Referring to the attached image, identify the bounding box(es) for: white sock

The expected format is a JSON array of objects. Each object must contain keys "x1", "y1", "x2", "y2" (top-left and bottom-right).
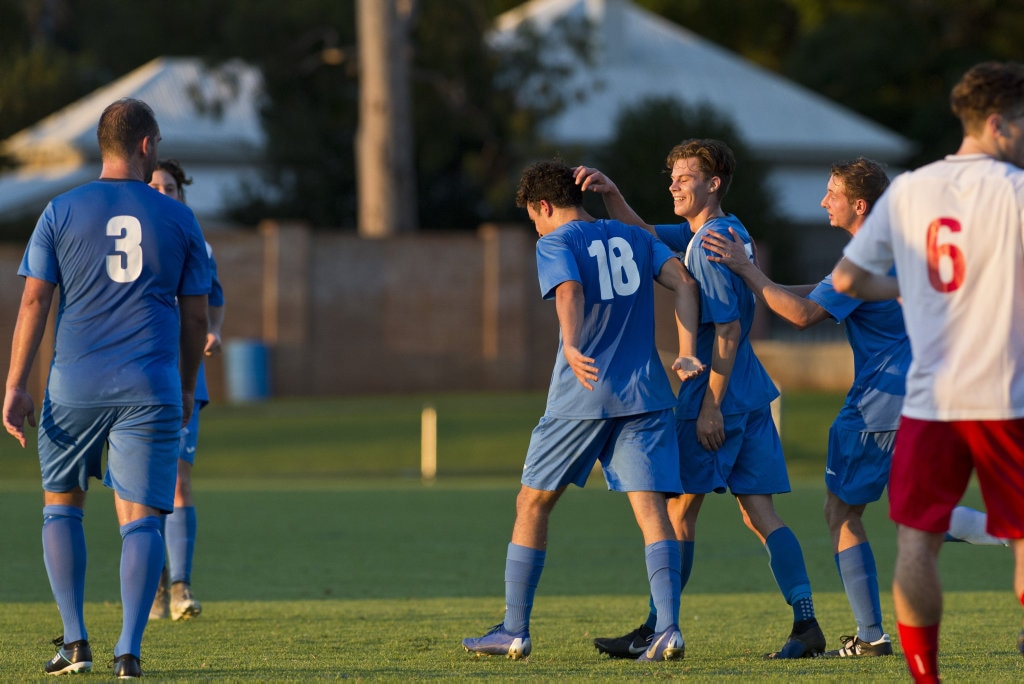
[{"x1": 948, "y1": 506, "x2": 1008, "y2": 546}]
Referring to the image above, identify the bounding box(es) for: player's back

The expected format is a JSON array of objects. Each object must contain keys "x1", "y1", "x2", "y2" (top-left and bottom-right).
[
  {"x1": 536, "y1": 218, "x2": 677, "y2": 419},
  {"x1": 22, "y1": 179, "x2": 210, "y2": 407},
  {"x1": 885, "y1": 156, "x2": 1024, "y2": 419}
]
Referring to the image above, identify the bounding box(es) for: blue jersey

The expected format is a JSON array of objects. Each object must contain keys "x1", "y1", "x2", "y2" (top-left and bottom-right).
[
  {"x1": 809, "y1": 275, "x2": 909, "y2": 431},
  {"x1": 655, "y1": 217, "x2": 779, "y2": 418},
  {"x1": 20, "y1": 179, "x2": 210, "y2": 407},
  {"x1": 536, "y1": 219, "x2": 678, "y2": 419},
  {"x1": 194, "y1": 242, "x2": 224, "y2": 406}
]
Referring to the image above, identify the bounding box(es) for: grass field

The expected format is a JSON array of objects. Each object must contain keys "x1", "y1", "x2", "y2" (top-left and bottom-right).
[{"x1": 0, "y1": 391, "x2": 1019, "y2": 681}]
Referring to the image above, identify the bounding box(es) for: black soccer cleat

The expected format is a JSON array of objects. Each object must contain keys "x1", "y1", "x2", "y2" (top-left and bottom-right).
[
  {"x1": 113, "y1": 653, "x2": 142, "y2": 679},
  {"x1": 593, "y1": 624, "x2": 654, "y2": 659},
  {"x1": 45, "y1": 636, "x2": 92, "y2": 675},
  {"x1": 764, "y1": 618, "x2": 826, "y2": 659}
]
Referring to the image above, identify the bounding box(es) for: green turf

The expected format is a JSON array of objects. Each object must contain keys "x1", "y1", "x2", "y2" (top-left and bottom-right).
[{"x1": 0, "y1": 391, "x2": 1017, "y2": 681}]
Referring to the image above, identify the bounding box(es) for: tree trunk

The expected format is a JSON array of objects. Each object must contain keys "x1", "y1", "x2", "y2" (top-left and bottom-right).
[{"x1": 356, "y1": 0, "x2": 418, "y2": 237}]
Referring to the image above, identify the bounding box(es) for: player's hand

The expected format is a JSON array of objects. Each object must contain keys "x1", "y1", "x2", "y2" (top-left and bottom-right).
[
  {"x1": 3, "y1": 387, "x2": 36, "y2": 448},
  {"x1": 204, "y1": 332, "x2": 222, "y2": 357},
  {"x1": 672, "y1": 355, "x2": 706, "y2": 382},
  {"x1": 564, "y1": 345, "x2": 599, "y2": 391},
  {"x1": 573, "y1": 166, "x2": 618, "y2": 195},
  {"x1": 181, "y1": 392, "x2": 195, "y2": 428},
  {"x1": 696, "y1": 405, "x2": 725, "y2": 451},
  {"x1": 701, "y1": 227, "x2": 749, "y2": 268}
]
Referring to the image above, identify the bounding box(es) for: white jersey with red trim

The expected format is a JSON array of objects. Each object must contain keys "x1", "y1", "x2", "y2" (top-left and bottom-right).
[{"x1": 843, "y1": 154, "x2": 1024, "y2": 420}]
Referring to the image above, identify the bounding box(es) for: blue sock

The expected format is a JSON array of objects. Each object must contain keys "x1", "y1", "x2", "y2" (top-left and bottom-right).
[
  {"x1": 645, "y1": 540, "x2": 681, "y2": 632},
  {"x1": 503, "y1": 543, "x2": 545, "y2": 634},
  {"x1": 42, "y1": 505, "x2": 88, "y2": 644},
  {"x1": 165, "y1": 505, "x2": 196, "y2": 584},
  {"x1": 836, "y1": 543, "x2": 884, "y2": 642},
  {"x1": 115, "y1": 516, "x2": 164, "y2": 658},
  {"x1": 765, "y1": 527, "x2": 815, "y2": 621},
  {"x1": 644, "y1": 540, "x2": 693, "y2": 631}
]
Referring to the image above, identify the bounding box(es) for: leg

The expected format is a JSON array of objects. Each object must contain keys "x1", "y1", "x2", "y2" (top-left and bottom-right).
[
  {"x1": 824, "y1": 491, "x2": 889, "y2": 651},
  {"x1": 42, "y1": 489, "x2": 94, "y2": 675},
  {"x1": 893, "y1": 525, "x2": 944, "y2": 683},
  {"x1": 166, "y1": 459, "x2": 202, "y2": 620},
  {"x1": 113, "y1": 494, "x2": 166, "y2": 661},
  {"x1": 740, "y1": 494, "x2": 825, "y2": 659}
]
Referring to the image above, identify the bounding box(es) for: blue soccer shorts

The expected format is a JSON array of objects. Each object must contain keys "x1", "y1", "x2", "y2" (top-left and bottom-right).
[
  {"x1": 521, "y1": 409, "x2": 683, "y2": 494},
  {"x1": 676, "y1": 404, "x2": 790, "y2": 495},
  {"x1": 824, "y1": 424, "x2": 894, "y2": 506},
  {"x1": 38, "y1": 401, "x2": 182, "y2": 513}
]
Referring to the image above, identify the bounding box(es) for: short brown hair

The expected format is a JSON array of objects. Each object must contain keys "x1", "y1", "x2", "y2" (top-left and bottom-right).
[
  {"x1": 97, "y1": 98, "x2": 159, "y2": 160},
  {"x1": 515, "y1": 160, "x2": 582, "y2": 209},
  {"x1": 950, "y1": 61, "x2": 1024, "y2": 135},
  {"x1": 665, "y1": 139, "x2": 736, "y2": 198},
  {"x1": 830, "y1": 157, "x2": 890, "y2": 211}
]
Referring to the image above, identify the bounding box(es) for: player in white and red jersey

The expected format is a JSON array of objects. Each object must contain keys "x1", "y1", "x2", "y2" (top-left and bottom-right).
[{"x1": 833, "y1": 61, "x2": 1024, "y2": 684}]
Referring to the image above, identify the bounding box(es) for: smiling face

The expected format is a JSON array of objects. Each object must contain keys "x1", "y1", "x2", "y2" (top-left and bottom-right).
[
  {"x1": 668, "y1": 157, "x2": 717, "y2": 221},
  {"x1": 149, "y1": 168, "x2": 183, "y2": 202}
]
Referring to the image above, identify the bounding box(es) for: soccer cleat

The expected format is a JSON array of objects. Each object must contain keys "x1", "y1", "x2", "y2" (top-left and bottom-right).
[
  {"x1": 170, "y1": 581, "x2": 202, "y2": 621},
  {"x1": 45, "y1": 636, "x2": 93, "y2": 675},
  {"x1": 636, "y1": 625, "x2": 685, "y2": 662},
  {"x1": 764, "y1": 618, "x2": 826, "y2": 659},
  {"x1": 149, "y1": 567, "x2": 170, "y2": 620},
  {"x1": 112, "y1": 653, "x2": 142, "y2": 679},
  {"x1": 462, "y1": 623, "x2": 532, "y2": 659},
  {"x1": 593, "y1": 624, "x2": 655, "y2": 658},
  {"x1": 820, "y1": 633, "x2": 893, "y2": 657}
]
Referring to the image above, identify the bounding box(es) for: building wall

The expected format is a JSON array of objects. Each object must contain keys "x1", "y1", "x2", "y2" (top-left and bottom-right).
[{"x1": 0, "y1": 221, "x2": 853, "y2": 403}]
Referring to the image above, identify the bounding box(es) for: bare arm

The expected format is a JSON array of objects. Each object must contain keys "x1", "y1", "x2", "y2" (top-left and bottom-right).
[
  {"x1": 573, "y1": 166, "x2": 653, "y2": 232},
  {"x1": 702, "y1": 228, "x2": 831, "y2": 329},
  {"x1": 832, "y1": 256, "x2": 899, "y2": 300},
  {"x1": 3, "y1": 277, "x2": 56, "y2": 447},
  {"x1": 205, "y1": 304, "x2": 224, "y2": 356},
  {"x1": 698, "y1": 319, "x2": 740, "y2": 452},
  {"x1": 654, "y1": 258, "x2": 706, "y2": 380},
  {"x1": 554, "y1": 281, "x2": 599, "y2": 390},
  {"x1": 178, "y1": 294, "x2": 209, "y2": 426}
]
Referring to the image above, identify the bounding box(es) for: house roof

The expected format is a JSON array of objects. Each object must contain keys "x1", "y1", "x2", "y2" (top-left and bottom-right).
[
  {"x1": 0, "y1": 56, "x2": 267, "y2": 223},
  {"x1": 493, "y1": 0, "x2": 914, "y2": 164}
]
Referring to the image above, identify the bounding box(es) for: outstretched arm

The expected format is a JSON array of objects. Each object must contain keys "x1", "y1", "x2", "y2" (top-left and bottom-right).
[
  {"x1": 832, "y1": 256, "x2": 899, "y2": 300},
  {"x1": 702, "y1": 227, "x2": 830, "y2": 329},
  {"x1": 655, "y1": 258, "x2": 705, "y2": 380},
  {"x1": 554, "y1": 280, "x2": 599, "y2": 390},
  {"x1": 573, "y1": 166, "x2": 653, "y2": 232},
  {"x1": 3, "y1": 277, "x2": 55, "y2": 447}
]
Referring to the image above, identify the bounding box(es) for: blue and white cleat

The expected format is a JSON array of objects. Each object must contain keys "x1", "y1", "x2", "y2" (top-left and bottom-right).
[
  {"x1": 462, "y1": 623, "x2": 532, "y2": 660},
  {"x1": 636, "y1": 625, "x2": 685, "y2": 662}
]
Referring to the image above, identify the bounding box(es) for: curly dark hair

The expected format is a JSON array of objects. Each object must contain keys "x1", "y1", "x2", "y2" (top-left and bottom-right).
[
  {"x1": 155, "y1": 159, "x2": 193, "y2": 204},
  {"x1": 830, "y1": 157, "x2": 890, "y2": 210},
  {"x1": 951, "y1": 61, "x2": 1024, "y2": 135},
  {"x1": 515, "y1": 160, "x2": 582, "y2": 209}
]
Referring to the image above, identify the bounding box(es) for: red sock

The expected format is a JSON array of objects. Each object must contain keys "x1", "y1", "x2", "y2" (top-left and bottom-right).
[{"x1": 897, "y1": 622, "x2": 940, "y2": 683}]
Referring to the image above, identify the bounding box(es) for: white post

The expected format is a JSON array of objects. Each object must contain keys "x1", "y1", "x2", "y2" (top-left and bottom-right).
[{"x1": 421, "y1": 404, "x2": 437, "y2": 483}]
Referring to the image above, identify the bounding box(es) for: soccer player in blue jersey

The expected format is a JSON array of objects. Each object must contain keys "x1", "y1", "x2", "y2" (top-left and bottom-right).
[
  {"x1": 576, "y1": 139, "x2": 826, "y2": 659},
  {"x1": 2, "y1": 98, "x2": 210, "y2": 679},
  {"x1": 701, "y1": 157, "x2": 1005, "y2": 659},
  {"x1": 148, "y1": 159, "x2": 225, "y2": 622},
  {"x1": 462, "y1": 160, "x2": 705, "y2": 662}
]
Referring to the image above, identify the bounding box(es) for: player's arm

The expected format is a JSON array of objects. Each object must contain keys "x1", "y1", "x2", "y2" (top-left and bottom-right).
[
  {"x1": 205, "y1": 304, "x2": 224, "y2": 356},
  {"x1": 3, "y1": 277, "x2": 55, "y2": 447},
  {"x1": 573, "y1": 166, "x2": 653, "y2": 231},
  {"x1": 832, "y1": 256, "x2": 899, "y2": 301},
  {"x1": 654, "y1": 257, "x2": 705, "y2": 380},
  {"x1": 178, "y1": 294, "x2": 209, "y2": 427},
  {"x1": 698, "y1": 319, "x2": 740, "y2": 452},
  {"x1": 554, "y1": 280, "x2": 599, "y2": 391},
  {"x1": 702, "y1": 228, "x2": 830, "y2": 329}
]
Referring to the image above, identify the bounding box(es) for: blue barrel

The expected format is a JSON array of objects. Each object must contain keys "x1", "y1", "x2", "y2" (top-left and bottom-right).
[{"x1": 224, "y1": 339, "x2": 270, "y2": 401}]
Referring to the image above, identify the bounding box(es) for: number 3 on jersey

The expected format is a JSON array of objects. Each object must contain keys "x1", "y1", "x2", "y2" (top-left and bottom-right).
[
  {"x1": 106, "y1": 215, "x2": 143, "y2": 283},
  {"x1": 926, "y1": 217, "x2": 964, "y2": 293},
  {"x1": 588, "y1": 237, "x2": 641, "y2": 300}
]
